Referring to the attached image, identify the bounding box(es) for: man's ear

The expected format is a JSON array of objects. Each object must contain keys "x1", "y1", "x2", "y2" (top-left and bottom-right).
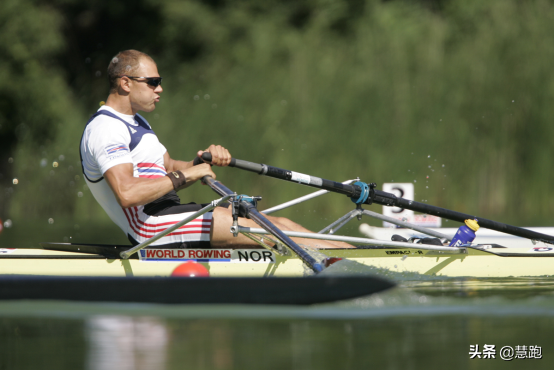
[{"x1": 119, "y1": 77, "x2": 132, "y2": 93}]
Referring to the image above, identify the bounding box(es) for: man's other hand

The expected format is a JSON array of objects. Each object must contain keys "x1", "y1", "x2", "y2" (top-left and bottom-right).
[
  {"x1": 185, "y1": 163, "x2": 216, "y2": 183},
  {"x1": 197, "y1": 145, "x2": 231, "y2": 167}
]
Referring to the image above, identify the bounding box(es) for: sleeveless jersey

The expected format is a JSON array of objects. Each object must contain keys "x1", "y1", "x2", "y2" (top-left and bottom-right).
[
  {"x1": 80, "y1": 106, "x2": 211, "y2": 245},
  {"x1": 80, "y1": 106, "x2": 212, "y2": 246}
]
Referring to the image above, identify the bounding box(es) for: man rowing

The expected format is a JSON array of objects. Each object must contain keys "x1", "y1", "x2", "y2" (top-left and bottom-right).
[{"x1": 80, "y1": 49, "x2": 353, "y2": 250}]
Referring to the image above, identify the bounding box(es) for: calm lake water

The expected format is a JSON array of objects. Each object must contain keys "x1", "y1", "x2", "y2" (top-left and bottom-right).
[
  {"x1": 0, "y1": 276, "x2": 553, "y2": 369},
  {"x1": 1, "y1": 218, "x2": 553, "y2": 369}
]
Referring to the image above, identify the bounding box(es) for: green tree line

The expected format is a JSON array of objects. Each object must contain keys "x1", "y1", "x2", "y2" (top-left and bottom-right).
[{"x1": 2, "y1": 0, "x2": 554, "y2": 245}]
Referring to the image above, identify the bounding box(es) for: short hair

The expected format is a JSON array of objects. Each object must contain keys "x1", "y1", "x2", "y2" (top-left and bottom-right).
[{"x1": 107, "y1": 50, "x2": 155, "y2": 92}]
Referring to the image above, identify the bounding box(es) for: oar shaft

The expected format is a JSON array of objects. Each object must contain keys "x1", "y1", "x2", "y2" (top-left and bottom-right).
[
  {"x1": 202, "y1": 153, "x2": 554, "y2": 245},
  {"x1": 392, "y1": 198, "x2": 554, "y2": 244},
  {"x1": 202, "y1": 176, "x2": 324, "y2": 273},
  {"x1": 205, "y1": 154, "x2": 358, "y2": 197}
]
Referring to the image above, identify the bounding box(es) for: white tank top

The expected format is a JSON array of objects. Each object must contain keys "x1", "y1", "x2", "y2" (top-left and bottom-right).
[{"x1": 80, "y1": 106, "x2": 168, "y2": 233}]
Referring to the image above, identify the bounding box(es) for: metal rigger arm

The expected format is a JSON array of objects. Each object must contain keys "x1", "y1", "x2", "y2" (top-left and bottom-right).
[{"x1": 201, "y1": 176, "x2": 327, "y2": 274}]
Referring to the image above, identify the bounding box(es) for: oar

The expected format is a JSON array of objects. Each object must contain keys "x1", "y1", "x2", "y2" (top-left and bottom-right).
[
  {"x1": 200, "y1": 175, "x2": 326, "y2": 273},
  {"x1": 199, "y1": 153, "x2": 554, "y2": 245}
]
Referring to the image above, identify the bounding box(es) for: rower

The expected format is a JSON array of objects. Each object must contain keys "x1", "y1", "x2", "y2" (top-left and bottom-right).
[{"x1": 80, "y1": 49, "x2": 354, "y2": 250}]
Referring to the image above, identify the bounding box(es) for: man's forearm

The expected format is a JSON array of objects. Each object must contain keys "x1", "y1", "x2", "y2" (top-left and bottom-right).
[{"x1": 166, "y1": 158, "x2": 194, "y2": 173}]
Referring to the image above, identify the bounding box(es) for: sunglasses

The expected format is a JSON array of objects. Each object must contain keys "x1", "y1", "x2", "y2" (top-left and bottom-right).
[{"x1": 121, "y1": 75, "x2": 163, "y2": 88}]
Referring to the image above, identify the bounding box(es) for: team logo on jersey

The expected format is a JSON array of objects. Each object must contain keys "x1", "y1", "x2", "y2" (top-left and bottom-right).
[
  {"x1": 105, "y1": 144, "x2": 129, "y2": 157},
  {"x1": 128, "y1": 126, "x2": 137, "y2": 134}
]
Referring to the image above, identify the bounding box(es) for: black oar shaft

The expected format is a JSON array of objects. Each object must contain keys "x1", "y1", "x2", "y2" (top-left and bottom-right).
[
  {"x1": 392, "y1": 198, "x2": 554, "y2": 243},
  {"x1": 229, "y1": 157, "x2": 358, "y2": 198},
  {"x1": 202, "y1": 154, "x2": 554, "y2": 245},
  {"x1": 201, "y1": 176, "x2": 325, "y2": 273}
]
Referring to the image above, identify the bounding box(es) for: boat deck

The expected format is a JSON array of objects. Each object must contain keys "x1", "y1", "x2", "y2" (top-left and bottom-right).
[{"x1": 1, "y1": 243, "x2": 553, "y2": 278}]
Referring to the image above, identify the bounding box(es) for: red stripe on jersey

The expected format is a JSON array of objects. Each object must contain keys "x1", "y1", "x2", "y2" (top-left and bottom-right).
[
  {"x1": 138, "y1": 174, "x2": 165, "y2": 179},
  {"x1": 137, "y1": 162, "x2": 165, "y2": 170}
]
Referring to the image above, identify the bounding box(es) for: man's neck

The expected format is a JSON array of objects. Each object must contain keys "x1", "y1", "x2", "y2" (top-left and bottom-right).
[{"x1": 105, "y1": 94, "x2": 135, "y2": 115}]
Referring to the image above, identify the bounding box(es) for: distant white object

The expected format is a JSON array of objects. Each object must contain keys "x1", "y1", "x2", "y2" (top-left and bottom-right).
[
  {"x1": 381, "y1": 183, "x2": 441, "y2": 228},
  {"x1": 359, "y1": 223, "x2": 554, "y2": 248}
]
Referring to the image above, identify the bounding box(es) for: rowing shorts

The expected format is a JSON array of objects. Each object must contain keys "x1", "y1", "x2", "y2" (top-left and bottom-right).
[{"x1": 126, "y1": 202, "x2": 229, "y2": 249}]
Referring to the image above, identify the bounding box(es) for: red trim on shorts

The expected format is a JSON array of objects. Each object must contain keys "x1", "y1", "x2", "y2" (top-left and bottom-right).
[{"x1": 123, "y1": 207, "x2": 211, "y2": 239}]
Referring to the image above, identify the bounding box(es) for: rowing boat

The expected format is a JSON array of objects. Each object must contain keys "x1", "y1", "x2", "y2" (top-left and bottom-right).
[
  {"x1": 2, "y1": 154, "x2": 554, "y2": 305},
  {"x1": 1, "y1": 234, "x2": 553, "y2": 278}
]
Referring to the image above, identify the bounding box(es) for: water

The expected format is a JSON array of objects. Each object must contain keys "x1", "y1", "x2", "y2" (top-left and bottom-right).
[
  {"x1": 1, "y1": 219, "x2": 553, "y2": 368},
  {"x1": 0, "y1": 277, "x2": 553, "y2": 369}
]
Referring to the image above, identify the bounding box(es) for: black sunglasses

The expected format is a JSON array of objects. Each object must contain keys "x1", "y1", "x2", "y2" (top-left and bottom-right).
[{"x1": 121, "y1": 75, "x2": 163, "y2": 88}]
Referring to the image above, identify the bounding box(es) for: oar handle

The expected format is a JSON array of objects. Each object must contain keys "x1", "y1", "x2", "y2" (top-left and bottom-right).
[{"x1": 199, "y1": 152, "x2": 265, "y2": 173}]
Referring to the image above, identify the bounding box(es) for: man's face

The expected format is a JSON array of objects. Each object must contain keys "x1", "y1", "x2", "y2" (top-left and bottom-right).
[{"x1": 128, "y1": 58, "x2": 163, "y2": 113}]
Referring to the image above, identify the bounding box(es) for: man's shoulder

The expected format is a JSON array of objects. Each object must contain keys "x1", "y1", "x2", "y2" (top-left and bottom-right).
[
  {"x1": 87, "y1": 110, "x2": 130, "y2": 132},
  {"x1": 84, "y1": 112, "x2": 131, "y2": 146}
]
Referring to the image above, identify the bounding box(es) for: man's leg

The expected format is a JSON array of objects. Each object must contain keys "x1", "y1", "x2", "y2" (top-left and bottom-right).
[{"x1": 210, "y1": 207, "x2": 355, "y2": 249}]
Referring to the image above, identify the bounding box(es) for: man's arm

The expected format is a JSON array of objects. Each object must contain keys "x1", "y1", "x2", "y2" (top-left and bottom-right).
[
  {"x1": 164, "y1": 144, "x2": 232, "y2": 173},
  {"x1": 104, "y1": 162, "x2": 215, "y2": 208}
]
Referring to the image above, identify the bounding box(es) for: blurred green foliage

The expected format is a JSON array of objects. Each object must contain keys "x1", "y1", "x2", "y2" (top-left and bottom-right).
[{"x1": 2, "y1": 0, "x2": 554, "y2": 245}]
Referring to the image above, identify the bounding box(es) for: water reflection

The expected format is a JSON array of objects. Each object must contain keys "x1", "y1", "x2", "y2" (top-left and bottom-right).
[{"x1": 85, "y1": 316, "x2": 168, "y2": 369}]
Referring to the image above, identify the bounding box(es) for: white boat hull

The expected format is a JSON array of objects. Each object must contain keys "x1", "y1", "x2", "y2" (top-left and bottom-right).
[{"x1": 2, "y1": 243, "x2": 554, "y2": 278}]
